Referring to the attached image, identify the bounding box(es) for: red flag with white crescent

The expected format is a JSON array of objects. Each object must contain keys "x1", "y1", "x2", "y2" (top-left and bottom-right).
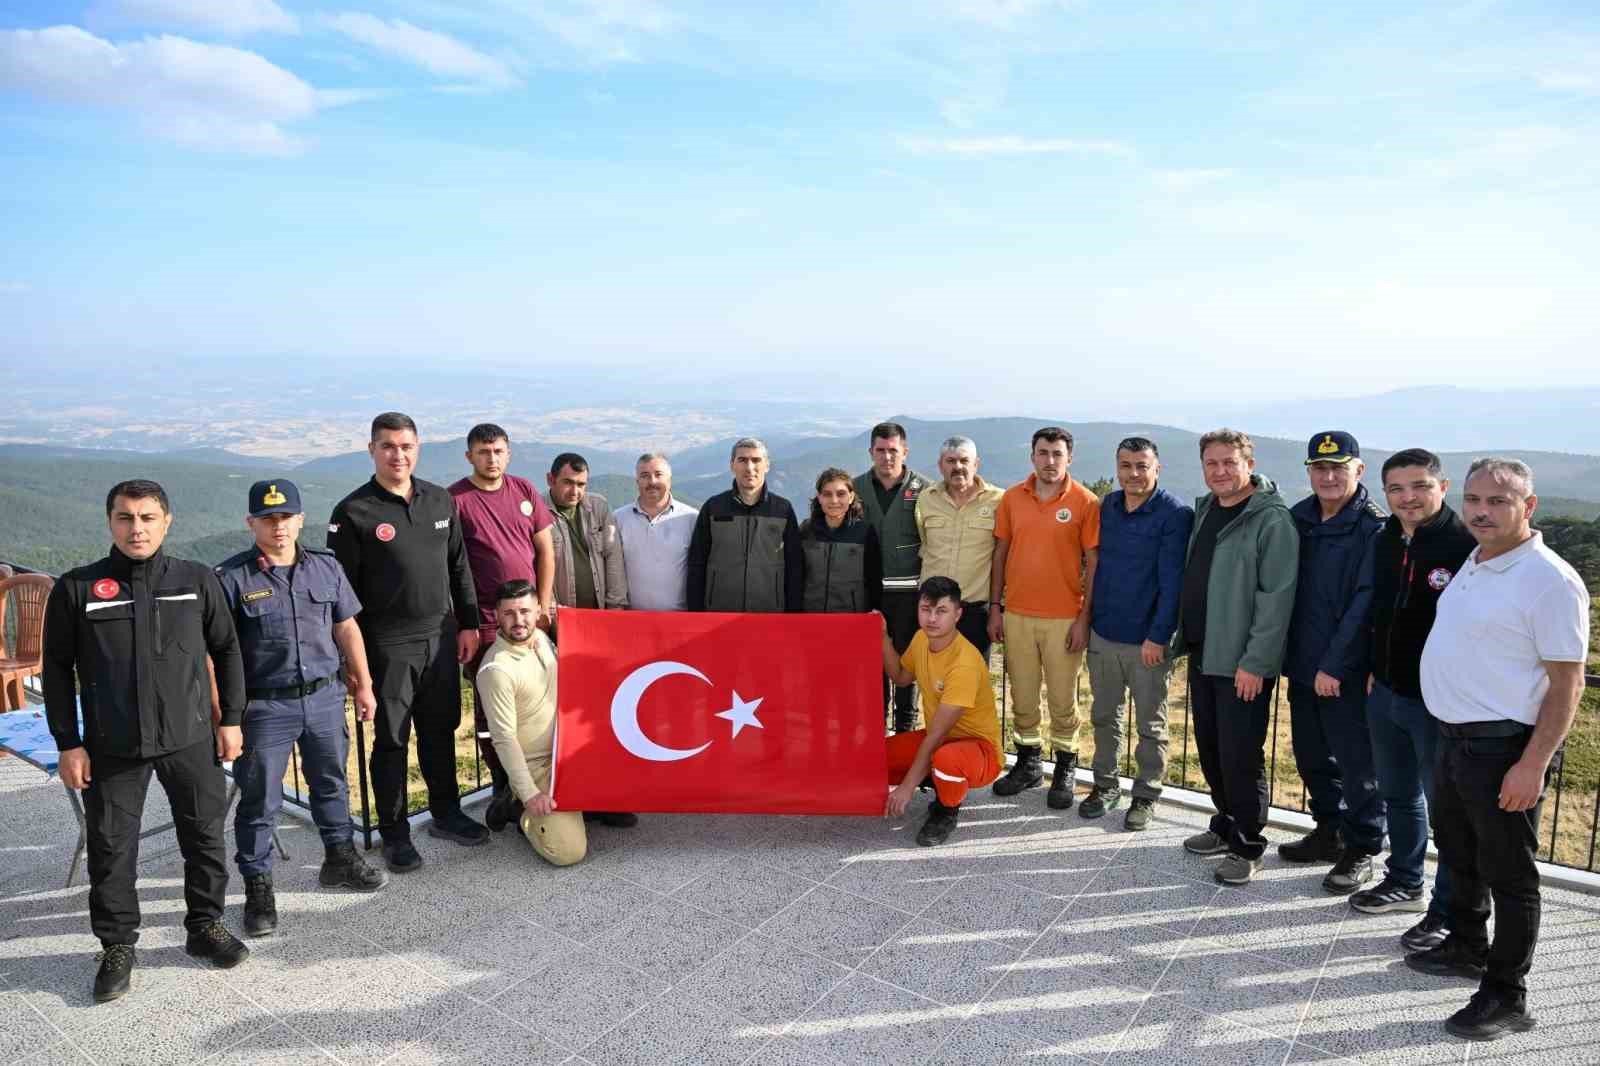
[{"x1": 551, "y1": 609, "x2": 885, "y2": 815}]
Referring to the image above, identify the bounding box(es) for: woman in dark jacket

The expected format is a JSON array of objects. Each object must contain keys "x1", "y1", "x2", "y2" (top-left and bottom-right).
[{"x1": 799, "y1": 468, "x2": 882, "y2": 613}]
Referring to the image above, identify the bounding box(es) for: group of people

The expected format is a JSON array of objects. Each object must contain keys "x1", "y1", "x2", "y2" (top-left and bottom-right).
[{"x1": 38, "y1": 413, "x2": 1591, "y2": 1044}]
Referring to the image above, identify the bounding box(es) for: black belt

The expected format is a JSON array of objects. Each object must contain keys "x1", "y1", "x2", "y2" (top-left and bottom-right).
[
  {"x1": 1437, "y1": 719, "x2": 1531, "y2": 739},
  {"x1": 247, "y1": 673, "x2": 340, "y2": 701}
]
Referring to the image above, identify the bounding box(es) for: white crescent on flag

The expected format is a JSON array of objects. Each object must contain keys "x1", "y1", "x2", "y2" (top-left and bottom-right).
[{"x1": 610, "y1": 661, "x2": 715, "y2": 762}]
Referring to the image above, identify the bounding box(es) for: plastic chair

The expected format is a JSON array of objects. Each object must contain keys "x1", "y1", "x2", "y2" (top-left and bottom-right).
[{"x1": 0, "y1": 574, "x2": 53, "y2": 710}]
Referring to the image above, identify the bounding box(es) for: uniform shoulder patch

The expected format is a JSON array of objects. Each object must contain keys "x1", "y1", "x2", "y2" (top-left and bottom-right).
[
  {"x1": 1363, "y1": 499, "x2": 1386, "y2": 520},
  {"x1": 302, "y1": 546, "x2": 336, "y2": 557},
  {"x1": 242, "y1": 588, "x2": 274, "y2": 603}
]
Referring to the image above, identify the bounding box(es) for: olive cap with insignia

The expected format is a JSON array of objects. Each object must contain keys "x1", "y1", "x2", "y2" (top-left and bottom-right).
[
  {"x1": 1305, "y1": 431, "x2": 1360, "y2": 465},
  {"x1": 248, "y1": 479, "x2": 303, "y2": 517}
]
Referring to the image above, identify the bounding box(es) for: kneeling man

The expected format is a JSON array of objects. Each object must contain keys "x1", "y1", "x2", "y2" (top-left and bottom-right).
[
  {"x1": 475, "y1": 579, "x2": 590, "y2": 865},
  {"x1": 882, "y1": 576, "x2": 1004, "y2": 846}
]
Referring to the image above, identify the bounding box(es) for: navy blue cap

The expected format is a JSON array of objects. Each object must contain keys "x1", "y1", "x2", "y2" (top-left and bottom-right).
[
  {"x1": 248, "y1": 479, "x2": 303, "y2": 517},
  {"x1": 1305, "y1": 431, "x2": 1360, "y2": 465}
]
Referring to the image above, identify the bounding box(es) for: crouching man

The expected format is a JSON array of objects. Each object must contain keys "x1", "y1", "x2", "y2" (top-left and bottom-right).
[
  {"x1": 882, "y1": 576, "x2": 1004, "y2": 846},
  {"x1": 475, "y1": 579, "x2": 591, "y2": 865}
]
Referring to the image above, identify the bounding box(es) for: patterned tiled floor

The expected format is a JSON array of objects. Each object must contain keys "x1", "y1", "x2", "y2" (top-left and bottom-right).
[{"x1": 3, "y1": 756, "x2": 1599, "y2": 1065}]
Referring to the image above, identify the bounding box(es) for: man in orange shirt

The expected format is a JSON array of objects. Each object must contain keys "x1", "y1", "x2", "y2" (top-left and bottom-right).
[
  {"x1": 883, "y1": 576, "x2": 1003, "y2": 846},
  {"x1": 987, "y1": 426, "x2": 1101, "y2": 810}
]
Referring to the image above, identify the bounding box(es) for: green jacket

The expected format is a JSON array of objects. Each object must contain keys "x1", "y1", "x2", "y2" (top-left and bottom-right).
[
  {"x1": 1172, "y1": 474, "x2": 1300, "y2": 678},
  {"x1": 854, "y1": 467, "x2": 929, "y2": 587}
]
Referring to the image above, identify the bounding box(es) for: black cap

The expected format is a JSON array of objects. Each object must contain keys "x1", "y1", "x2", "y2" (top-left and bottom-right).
[
  {"x1": 248, "y1": 479, "x2": 303, "y2": 517},
  {"x1": 1305, "y1": 431, "x2": 1360, "y2": 465}
]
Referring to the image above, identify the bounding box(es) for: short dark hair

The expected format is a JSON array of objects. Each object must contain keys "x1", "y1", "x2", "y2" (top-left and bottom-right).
[
  {"x1": 1031, "y1": 426, "x2": 1073, "y2": 453},
  {"x1": 1117, "y1": 436, "x2": 1159, "y2": 458},
  {"x1": 106, "y1": 479, "x2": 170, "y2": 517},
  {"x1": 550, "y1": 452, "x2": 588, "y2": 477},
  {"x1": 1381, "y1": 448, "x2": 1444, "y2": 481},
  {"x1": 371, "y1": 411, "x2": 417, "y2": 440},
  {"x1": 918, "y1": 575, "x2": 962, "y2": 607},
  {"x1": 870, "y1": 421, "x2": 908, "y2": 445},
  {"x1": 495, "y1": 579, "x2": 536, "y2": 605},
  {"x1": 467, "y1": 423, "x2": 509, "y2": 448}
]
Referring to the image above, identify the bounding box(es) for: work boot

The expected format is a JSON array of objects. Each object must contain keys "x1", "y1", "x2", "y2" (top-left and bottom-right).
[
  {"x1": 1322, "y1": 849, "x2": 1375, "y2": 895},
  {"x1": 93, "y1": 944, "x2": 136, "y2": 1003},
  {"x1": 1078, "y1": 785, "x2": 1122, "y2": 819},
  {"x1": 483, "y1": 788, "x2": 518, "y2": 833},
  {"x1": 583, "y1": 811, "x2": 639, "y2": 828},
  {"x1": 241, "y1": 873, "x2": 277, "y2": 938},
  {"x1": 185, "y1": 921, "x2": 250, "y2": 969},
  {"x1": 1404, "y1": 938, "x2": 1487, "y2": 980},
  {"x1": 382, "y1": 838, "x2": 424, "y2": 873},
  {"x1": 1124, "y1": 797, "x2": 1155, "y2": 831},
  {"x1": 1278, "y1": 822, "x2": 1342, "y2": 864},
  {"x1": 1445, "y1": 990, "x2": 1536, "y2": 1041},
  {"x1": 916, "y1": 801, "x2": 960, "y2": 846},
  {"x1": 992, "y1": 746, "x2": 1043, "y2": 797},
  {"x1": 320, "y1": 842, "x2": 388, "y2": 892},
  {"x1": 1045, "y1": 751, "x2": 1079, "y2": 810},
  {"x1": 428, "y1": 810, "x2": 489, "y2": 845}
]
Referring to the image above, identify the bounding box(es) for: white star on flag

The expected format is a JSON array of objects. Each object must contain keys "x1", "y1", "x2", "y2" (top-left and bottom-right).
[{"x1": 715, "y1": 691, "x2": 765, "y2": 738}]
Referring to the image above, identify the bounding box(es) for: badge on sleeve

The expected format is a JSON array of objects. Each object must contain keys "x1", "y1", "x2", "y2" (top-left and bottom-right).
[
  {"x1": 92, "y1": 578, "x2": 119, "y2": 600},
  {"x1": 376, "y1": 523, "x2": 396, "y2": 542},
  {"x1": 1427, "y1": 567, "x2": 1453, "y2": 590}
]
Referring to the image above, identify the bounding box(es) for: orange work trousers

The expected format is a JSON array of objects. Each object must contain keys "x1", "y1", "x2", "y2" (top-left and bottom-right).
[{"x1": 886, "y1": 731, "x2": 1003, "y2": 808}]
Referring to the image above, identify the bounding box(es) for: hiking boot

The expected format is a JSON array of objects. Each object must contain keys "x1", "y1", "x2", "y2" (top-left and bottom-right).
[
  {"x1": 185, "y1": 921, "x2": 250, "y2": 969},
  {"x1": 483, "y1": 788, "x2": 518, "y2": 833},
  {"x1": 916, "y1": 801, "x2": 960, "y2": 846},
  {"x1": 1046, "y1": 752, "x2": 1079, "y2": 810},
  {"x1": 382, "y1": 839, "x2": 424, "y2": 873},
  {"x1": 1183, "y1": 829, "x2": 1230, "y2": 856},
  {"x1": 992, "y1": 746, "x2": 1043, "y2": 797},
  {"x1": 1215, "y1": 852, "x2": 1265, "y2": 885},
  {"x1": 1400, "y1": 912, "x2": 1450, "y2": 954},
  {"x1": 1123, "y1": 796, "x2": 1155, "y2": 831},
  {"x1": 241, "y1": 873, "x2": 277, "y2": 938},
  {"x1": 1078, "y1": 785, "x2": 1121, "y2": 819},
  {"x1": 1322, "y1": 849, "x2": 1375, "y2": 895},
  {"x1": 583, "y1": 811, "x2": 639, "y2": 828},
  {"x1": 428, "y1": 810, "x2": 489, "y2": 845},
  {"x1": 320, "y1": 842, "x2": 388, "y2": 892},
  {"x1": 93, "y1": 944, "x2": 136, "y2": 1003},
  {"x1": 1350, "y1": 878, "x2": 1426, "y2": 915},
  {"x1": 1278, "y1": 822, "x2": 1342, "y2": 864},
  {"x1": 1404, "y1": 938, "x2": 1487, "y2": 980},
  {"x1": 1445, "y1": 990, "x2": 1536, "y2": 1041}
]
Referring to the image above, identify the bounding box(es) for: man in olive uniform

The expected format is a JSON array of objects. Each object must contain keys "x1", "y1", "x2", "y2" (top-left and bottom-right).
[{"x1": 855, "y1": 422, "x2": 929, "y2": 732}]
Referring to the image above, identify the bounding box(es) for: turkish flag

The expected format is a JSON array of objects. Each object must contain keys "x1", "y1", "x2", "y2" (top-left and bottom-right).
[{"x1": 550, "y1": 609, "x2": 886, "y2": 815}]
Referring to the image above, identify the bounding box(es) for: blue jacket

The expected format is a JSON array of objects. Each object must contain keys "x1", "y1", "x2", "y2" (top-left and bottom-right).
[
  {"x1": 1284, "y1": 484, "x2": 1384, "y2": 686},
  {"x1": 1091, "y1": 486, "x2": 1194, "y2": 646}
]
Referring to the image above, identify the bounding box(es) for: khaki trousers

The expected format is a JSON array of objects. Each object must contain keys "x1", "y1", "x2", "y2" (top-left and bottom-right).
[
  {"x1": 1001, "y1": 610, "x2": 1084, "y2": 754},
  {"x1": 518, "y1": 761, "x2": 587, "y2": 867},
  {"x1": 1085, "y1": 631, "x2": 1173, "y2": 800}
]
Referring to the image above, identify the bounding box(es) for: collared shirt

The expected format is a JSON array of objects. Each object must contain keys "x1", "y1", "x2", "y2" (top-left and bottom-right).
[
  {"x1": 215, "y1": 546, "x2": 362, "y2": 691},
  {"x1": 1091, "y1": 486, "x2": 1194, "y2": 646},
  {"x1": 915, "y1": 477, "x2": 1005, "y2": 603},
  {"x1": 994, "y1": 474, "x2": 1101, "y2": 618},
  {"x1": 615, "y1": 496, "x2": 699, "y2": 611},
  {"x1": 1420, "y1": 531, "x2": 1590, "y2": 725}
]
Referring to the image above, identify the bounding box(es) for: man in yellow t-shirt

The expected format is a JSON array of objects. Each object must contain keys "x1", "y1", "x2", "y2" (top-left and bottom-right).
[{"x1": 882, "y1": 576, "x2": 1003, "y2": 846}]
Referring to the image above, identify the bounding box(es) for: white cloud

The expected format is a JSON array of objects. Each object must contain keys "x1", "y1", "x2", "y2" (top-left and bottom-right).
[
  {"x1": 533, "y1": 0, "x2": 674, "y2": 62},
  {"x1": 321, "y1": 13, "x2": 519, "y2": 89},
  {"x1": 90, "y1": 0, "x2": 299, "y2": 36},
  {"x1": 896, "y1": 134, "x2": 1136, "y2": 159},
  {"x1": 0, "y1": 25, "x2": 318, "y2": 155}
]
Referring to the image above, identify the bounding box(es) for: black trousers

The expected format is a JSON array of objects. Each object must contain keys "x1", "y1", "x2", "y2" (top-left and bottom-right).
[
  {"x1": 1287, "y1": 679, "x2": 1386, "y2": 854},
  {"x1": 1432, "y1": 729, "x2": 1550, "y2": 1002},
  {"x1": 881, "y1": 589, "x2": 920, "y2": 731},
  {"x1": 1189, "y1": 662, "x2": 1272, "y2": 860},
  {"x1": 83, "y1": 738, "x2": 228, "y2": 946},
  {"x1": 957, "y1": 602, "x2": 992, "y2": 667},
  {"x1": 369, "y1": 630, "x2": 464, "y2": 843}
]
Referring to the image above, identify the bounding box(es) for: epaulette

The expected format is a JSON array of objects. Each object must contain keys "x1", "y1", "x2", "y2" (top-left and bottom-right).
[
  {"x1": 1363, "y1": 499, "x2": 1386, "y2": 520},
  {"x1": 302, "y1": 546, "x2": 337, "y2": 558}
]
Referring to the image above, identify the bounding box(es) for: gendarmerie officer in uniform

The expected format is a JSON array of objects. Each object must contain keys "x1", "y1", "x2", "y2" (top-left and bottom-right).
[
  {"x1": 216, "y1": 480, "x2": 387, "y2": 938},
  {"x1": 41, "y1": 479, "x2": 251, "y2": 1004},
  {"x1": 328, "y1": 412, "x2": 485, "y2": 872}
]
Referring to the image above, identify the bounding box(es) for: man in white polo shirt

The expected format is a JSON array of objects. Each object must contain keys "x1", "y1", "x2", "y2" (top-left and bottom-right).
[
  {"x1": 615, "y1": 453, "x2": 697, "y2": 611},
  {"x1": 1413, "y1": 457, "x2": 1590, "y2": 1042}
]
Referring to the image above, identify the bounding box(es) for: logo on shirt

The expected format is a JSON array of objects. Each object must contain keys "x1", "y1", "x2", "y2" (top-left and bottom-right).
[
  {"x1": 375, "y1": 522, "x2": 396, "y2": 542},
  {"x1": 1427, "y1": 567, "x2": 1453, "y2": 590},
  {"x1": 91, "y1": 578, "x2": 119, "y2": 600},
  {"x1": 328, "y1": 523, "x2": 340, "y2": 533},
  {"x1": 1055, "y1": 507, "x2": 1073, "y2": 523},
  {"x1": 934, "y1": 679, "x2": 945, "y2": 693},
  {"x1": 519, "y1": 499, "x2": 534, "y2": 517},
  {"x1": 978, "y1": 506, "x2": 993, "y2": 517},
  {"x1": 434, "y1": 518, "x2": 451, "y2": 530}
]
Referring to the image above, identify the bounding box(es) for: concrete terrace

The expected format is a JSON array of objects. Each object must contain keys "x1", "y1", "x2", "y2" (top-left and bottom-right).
[{"x1": 3, "y1": 756, "x2": 1599, "y2": 1066}]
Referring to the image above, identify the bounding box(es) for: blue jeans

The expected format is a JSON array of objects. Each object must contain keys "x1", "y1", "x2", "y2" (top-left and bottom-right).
[
  {"x1": 234, "y1": 684, "x2": 353, "y2": 875},
  {"x1": 1366, "y1": 680, "x2": 1452, "y2": 917},
  {"x1": 1288, "y1": 679, "x2": 1386, "y2": 854}
]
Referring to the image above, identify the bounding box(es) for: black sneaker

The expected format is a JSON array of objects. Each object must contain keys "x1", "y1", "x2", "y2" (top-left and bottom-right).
[
  {"x1": 1404, "y1": 938, "x2": 1487, "y2": 980},
  {"x1": 1350, "y1": 878, "x2": 1426, "y2": 914},
  {"x1": 93, "y1": 944, "x2": 136, "y2": 1003},
  {"x1": 1322, "y1": 849, "x2": 1375, "y2": 895},
  {"x1": 483, "y1": 788, "x2": 518, "y2": 833},
  {"x1": 382, "y1": 839, "x2": 424, "y2": 873},
  {"x1": 916, "y1": 801, "x2": 960, "y2": 846},
  {"x1": 320, "y1": 842, "x2": 389, "y2": 892},
  {"x1": 185, "y1": 921, "x2": 250, "y2": 969},
  {"x1": 1046, "y1": 752, "x2": 1078, "y2": 810},
  {"x1": 1278, "y1": 823, "x2": 1342, "y2": 864},
  {"x1": 582, "y1": 811, "x2": 639, "y2": 828},
  {"x1": 1400, "y1": 912, "x2": 1450, "y2": 953},
  {"x1": 992, "y1": 746, "x2": 1043, "y2": 797},
  {"x1": 241, "y1": 873, "x2": 278, "y2": 937},
  {"x1": 1078, "y1": 785, "x2": 1121, "y2": 819},
  {"x1": 1123, "y1": 796, "x2": 1155, "y2": 831},
  {"x1": 1445, "y1": 990, "x2": 1536, "y2": 1041},
  {"x1": 427, "y1": 810, "x2": 490, "y2": 846}
]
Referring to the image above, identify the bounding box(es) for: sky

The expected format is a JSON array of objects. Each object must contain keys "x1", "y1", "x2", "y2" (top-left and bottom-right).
[{"x1": 2, "y1": 0, "x2": 1598, "y2": 410}]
